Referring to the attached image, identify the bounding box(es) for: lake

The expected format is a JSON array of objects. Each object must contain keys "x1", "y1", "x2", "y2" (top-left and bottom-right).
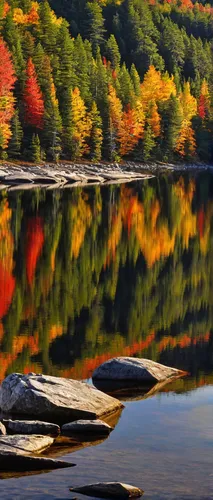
[{"x1": 1, "y1": 169, "x2": 213, "y2": 499}]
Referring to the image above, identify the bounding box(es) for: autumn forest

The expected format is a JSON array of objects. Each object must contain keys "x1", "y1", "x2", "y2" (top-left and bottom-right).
[{"x1": 1, "y1": 0, "x2": 213, "y2": 162}]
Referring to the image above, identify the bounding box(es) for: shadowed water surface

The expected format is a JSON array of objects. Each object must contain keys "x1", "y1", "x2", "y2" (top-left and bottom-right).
[{"x1": 0, "y1": 170, "x2": 213, "y2": 498}]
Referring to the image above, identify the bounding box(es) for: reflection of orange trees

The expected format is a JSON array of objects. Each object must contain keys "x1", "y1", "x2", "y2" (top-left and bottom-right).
[
  {"x1": 106, "y1": 185, "x2": 176, "y2": 267},
  {"x1": 49, "y1": 324, "x2": 63, "y2": 341},
  {"x1": 70, "y1": 192, "x2": 92, "y2": 259},
  {"x1": 61, "y1": 332, "x2": 155, "y2": 380},
  {"x1": 26, "y1": 217, "x2": 44, "y2": 286},
  {"x1": 106, "y1": 178, "x2": 213, "y2": 268},
  {"x1": 197, "y1": 203, "x2": 213, "y2": 254},
  {"x1": 0, "y1": 199, "x2": 15, "y2": 319},
  {"x1": 0, "y1": 333, "x2": 39, "y2": 380},
  {"x1": 158, "y1": 332, "x2": 210, "y2": 352},
  {"x1": 0, "y1": 323, "x2": 64, "y2": 381},
  {"x1": 173, "y1": 177, "x2": 197, "y2": 248}
]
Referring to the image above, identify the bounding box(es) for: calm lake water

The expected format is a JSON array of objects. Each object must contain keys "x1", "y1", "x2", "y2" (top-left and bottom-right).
[{"x1": 1, "y1": 170, "x2": 213, "y2": 499}]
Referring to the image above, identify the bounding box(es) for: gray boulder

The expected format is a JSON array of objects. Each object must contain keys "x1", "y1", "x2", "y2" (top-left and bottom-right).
[
  {"x1": 93, "y1": 357, "x2": 187, "y2": 383},
  {"x1": 70, "y1": 482, "x2": 143, "y2": 498},
  {"x1": 3, "y1": 419, "x2": 60, "y2": 436},
  {"x1": 0, "y1": 373, "x2": 123, "y2": 422},
  {"x1": 62, "y1": 419, "x2": 112, "y2": 436},
  {"x1": 0, "y1": 422, "x2": 6, "y2": 435},
  {"x1": 0, "y1": 434, "x2": 54, "y2": 454}
]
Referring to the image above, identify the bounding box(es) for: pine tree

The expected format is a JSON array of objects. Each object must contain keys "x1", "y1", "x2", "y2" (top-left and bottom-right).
[
  {"x1": 89, "y1": 101, "x2": 103, "y2": 161},
  {"x1": 166, "y1": 95, "x2": 183, "y2": 155},
  {"x1": 38, "y1": 1, "x2": 58, "y2": 53},
  {"x1": 85, "y1": 1, "x2": 106, "y2": 55},
  {"x1": 143, "y1": 125, "x2": 155, "y2": 161},
  {"x1": 31, "y1": 133, "x2": 41, "y2": 162},
  {"x1": 8, "y1": 109, "x2": 23, "y2": 157},
  {"x1": 106, "y1": 35, "x2": 121, "y2": 70},
  {"x1": 130, "y1": 64, "x2": 141, "y2": 97},
  {"x1": 73, "y1": 35, "x2": 91, "y2": 104},
  {"x1": 118, "y1": 64, "x2": 134, "y2": 107}
]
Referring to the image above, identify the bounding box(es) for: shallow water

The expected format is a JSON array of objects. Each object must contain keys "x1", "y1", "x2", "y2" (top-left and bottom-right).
[{"x1": 1, "y1": 170, "x2": 213, "y2": 498}]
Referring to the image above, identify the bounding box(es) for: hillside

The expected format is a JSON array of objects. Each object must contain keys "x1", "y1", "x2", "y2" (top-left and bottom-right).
[{"x1": 1, "y1": 0, "x2": 213, "y2": 162}]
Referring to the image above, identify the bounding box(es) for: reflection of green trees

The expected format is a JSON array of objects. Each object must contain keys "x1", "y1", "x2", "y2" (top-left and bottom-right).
[{"x1": 0, "y1": 173, "x2": 213, "y2": 381}]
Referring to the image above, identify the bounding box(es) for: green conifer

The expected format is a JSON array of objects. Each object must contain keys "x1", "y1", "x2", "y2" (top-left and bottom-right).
[
  {"x1": 31, "y1": 134, "x2": 41, "y2": 163},
  {"x1": 8, "y1": 110, "x2": 23, "y2": 158}
]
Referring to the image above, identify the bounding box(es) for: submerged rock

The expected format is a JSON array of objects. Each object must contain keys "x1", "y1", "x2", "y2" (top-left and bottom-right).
[
  {"x1": 0, "y1": 451, "x2": 75, "y2": 472},
  {"x1": 62, "y1": 419, "x2": 113, "y2": 436},
  {"x1": 3, "y1": 419, "x2": 60, "y2": 436},
  {"x1": 0, "y1": 434, "x2": 54, "y2": 454},
  {"x1": 0, "y1": 373, "x2": 123, "y2": 422},
  {"x1": 93, "y1": 357, "x2": 187, "y2": 383},
  {"x1": 70, "y1": 482, "x2": 143, "y2": 498},
  {"x1": 0, "y1": 422, "x2": 6, "y2": 435}
]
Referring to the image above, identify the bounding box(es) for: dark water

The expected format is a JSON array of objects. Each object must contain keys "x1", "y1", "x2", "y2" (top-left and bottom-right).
[{"x1": 1, "y1": 171, "x2": 213, "y2": 498}]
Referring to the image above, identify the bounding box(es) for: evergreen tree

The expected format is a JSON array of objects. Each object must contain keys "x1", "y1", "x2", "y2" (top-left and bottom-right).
[
  {"x1": 143, "y1": 125, "x2": 155, "y2": 161},
  {"x1": 106, "y1": 35, "x2": 121, "y2": 70},
  {"x1": 85, "y1": 1, "x2": 106, "y2": 55},
  {"x1": 8, "y1": 109, "x2": 23, "y2": 157},
  {"x1": 89, "y1": 101, "x2": 103, "y2": 161},
  {"x1": 31, "y1": 133, "x2": 41, "y2": 162}
]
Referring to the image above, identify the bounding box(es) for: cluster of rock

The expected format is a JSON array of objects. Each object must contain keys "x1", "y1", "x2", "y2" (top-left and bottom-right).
[
  {"x1": 0, "y1": 372, "x2": 122, "y2": 473},
  {"x1": 0, "y1": 357, "x2": 187, "y2": 497},
  {"x1": 0, "y1": 163, "x2": 153, "y2": 190}
]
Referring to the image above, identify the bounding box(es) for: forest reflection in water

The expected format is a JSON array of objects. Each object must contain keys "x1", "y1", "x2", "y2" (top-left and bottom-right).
[{"x1": 0, "y1": 170, "x2": 213, "y2": 390}]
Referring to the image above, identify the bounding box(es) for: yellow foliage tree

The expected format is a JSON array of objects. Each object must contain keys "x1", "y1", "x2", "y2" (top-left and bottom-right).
[
  {"x1": 147, "y1": 100, "x2": 161, "y2": 137},
  {"x1": 140, "y1": 65, "x2": 176, "y2": 110},
  {"x1": 71, "y1": 87, "x2": 92, "y2": 158},
  {"x1": 176, "y1": 82, "x2": 197, "y2": 157}
]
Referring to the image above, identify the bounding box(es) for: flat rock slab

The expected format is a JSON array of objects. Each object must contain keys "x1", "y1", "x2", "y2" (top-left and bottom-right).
[
  {"x1": 3, "y1": 419, "x2": 60, "y2": 436},
  {"x1": 0, "y1": 450, "x2": 75, "y2": 472},
  {"x1": 70, "y1": 482, "x2": 144, "y2": 498},
  {"x1": 0, "y1": 434, "x2": 54, "y2": 454},
  {"x1": 0, "y1": 373, "x2": 123, "y2": 422},
  {"x1": 62, "y1": 419, "x2": 112, "y2": 436},
  {"x1": 92, "y1": 357, "x2": 187, "y2": 383}
]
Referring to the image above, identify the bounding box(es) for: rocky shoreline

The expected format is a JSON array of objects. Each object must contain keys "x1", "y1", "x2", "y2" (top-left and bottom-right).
[
  {"x1": 0, "y1": 161, "x2": 154, "y2": 190},
  {"x1": 0, "y1": 160, "x2": 210, "y2": 190}
]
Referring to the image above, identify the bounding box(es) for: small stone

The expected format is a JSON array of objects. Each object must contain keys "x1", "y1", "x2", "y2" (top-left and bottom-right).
[
  {"x1": 62, "y1": 419, "x2": 113, "y2": 436},
  {"x1": 70, "y1": 482, "x2": 144, "y2": 498},
  {"x1": 3, "y1": 419, "x2": 60, "y2": 436},
  {"x1": 0, "y1": 422, "x2": 6, "y2": 435},
  {"x1": 0, "y1": 451, "x2": 76, "y2": 472}
]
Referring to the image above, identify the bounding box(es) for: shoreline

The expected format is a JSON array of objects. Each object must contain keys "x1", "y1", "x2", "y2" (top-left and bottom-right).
[{"x1": 0, "y1": 160, "x2": 211, "y2": 190}]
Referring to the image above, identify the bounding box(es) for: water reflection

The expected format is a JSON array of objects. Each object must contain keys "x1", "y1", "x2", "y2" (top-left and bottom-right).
[{"x1": 0, "y1": 171, "x2": 213, "y2": 387}]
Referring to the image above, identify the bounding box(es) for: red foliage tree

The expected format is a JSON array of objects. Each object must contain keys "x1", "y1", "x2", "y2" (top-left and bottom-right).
[
  {"x1": 198, "y1": 94, "x2": 206, "y2": 120},
  {"x1": 0, "y1": 37, "x2": 16, "y2": 95},
  {"x1": 26, "y1": 217, "x2": 44, "y2": 286},
  {"x1": 23, "y1": 58, "x2": 44, "y2": 129}
]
